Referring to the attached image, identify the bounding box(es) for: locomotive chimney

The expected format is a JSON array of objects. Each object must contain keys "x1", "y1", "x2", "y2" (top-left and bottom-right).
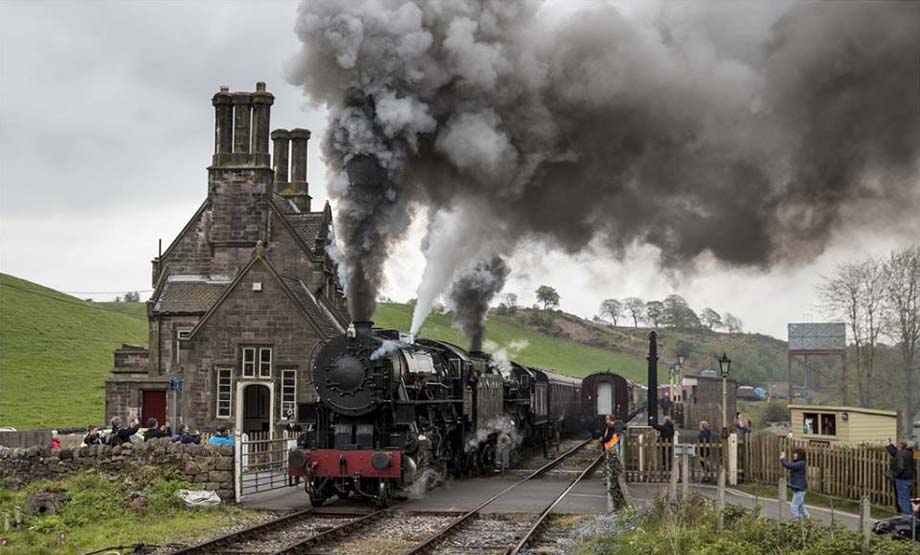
[{"x1": 353, "y1": 321, "x2": 373, "y2": 335}]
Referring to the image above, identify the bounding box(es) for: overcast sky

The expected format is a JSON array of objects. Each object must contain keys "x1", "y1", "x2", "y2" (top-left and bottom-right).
[{"x1": 2, "y1": 0, "x2": 917, "y2": 341}]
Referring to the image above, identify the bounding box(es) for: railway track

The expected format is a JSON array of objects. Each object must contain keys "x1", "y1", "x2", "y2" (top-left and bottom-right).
[
  {"x1": 166, "y1": 438, "x2": 604, "y2": 555},
  {"x1": 403, "y1": 437, "x2": 604, "y2": 555}
]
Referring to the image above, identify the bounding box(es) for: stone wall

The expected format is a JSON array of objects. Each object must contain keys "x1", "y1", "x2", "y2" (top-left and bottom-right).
[{"x1": 0, "y1": 438, "x2": 235, "y2": 501}]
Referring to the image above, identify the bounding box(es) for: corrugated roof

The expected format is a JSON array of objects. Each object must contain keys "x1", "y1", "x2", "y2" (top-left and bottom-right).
[
  {"x1": 281, "y1": 277, "x2": 344, "y2": 336},
  {"x1": 154, "y1": 278, "x2": 229, "y2": 314}
]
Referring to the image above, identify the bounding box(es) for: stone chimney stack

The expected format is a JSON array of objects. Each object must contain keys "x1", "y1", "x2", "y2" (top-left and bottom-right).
[
  {"x1": 271, "y1": 129, "x2": 290, "y2": 184},
  {"x1": 211, "y1": 83, "x2": 274, "y2": 168},
  {"x1": 271, "y1": 127, "x2": 312, "y2": 212}
]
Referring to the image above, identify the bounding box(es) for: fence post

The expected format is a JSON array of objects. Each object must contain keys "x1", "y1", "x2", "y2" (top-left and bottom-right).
[
  {"x1": 234, "y1": 429, "x2": 243, "y2": 503},
  {"x1": 778, "y1": 477, "x2": 787, "y2": 521},
  {"x1": 860, "y1": 496, "x2": 871, "y2": 555},
  {"x1": 717, "y1": 467, "x2": 726, "y2": 532},
  {"x1": 829, "y1": 497, "x2": 835, "y2": 540},
  {"x1": 728, "y1": 433, "x2": 738, "y2": 486},
  {"x1": 669, "y1": 450, "x2": 679, "y2": 504},
  {"x1": 681, "y1": 451, "x2": 690, "y2": 500}
]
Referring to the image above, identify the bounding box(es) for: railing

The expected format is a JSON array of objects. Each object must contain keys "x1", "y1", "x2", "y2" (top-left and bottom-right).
[
  {"x1": 235, "y1": 430, "x2": 299, "y2": 501},
  {"x1": 742, "y1": 434, "x2": 920, "y2": 508}
]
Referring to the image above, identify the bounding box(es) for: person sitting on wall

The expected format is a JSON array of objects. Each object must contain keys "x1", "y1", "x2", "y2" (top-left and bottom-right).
[
  {"x1": 50, "y1": 430, "x2": 61, "y2": 450},
  {"x1": 208, "y1": 428, "x2": 235, "y2": 446},
  {"x1": 172, "y1": 424, "x2": 202, "y2": 444},
  {"x1": 82, "y1": 426, "x2": 101, "y2": 446},
  {"x1": 599, "y1": 414, "x2": 621, "y2": 451},
  {"x1": 143, "y1": 418, "x2": 168, "y2": 441}
]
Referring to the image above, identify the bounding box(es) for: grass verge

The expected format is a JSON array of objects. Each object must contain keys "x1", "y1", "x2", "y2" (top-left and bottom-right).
[
  {"x1": 0, "y1": 469, "x2": 264, "y2": 555},
  {"x1": 575, "y1": 493, "x2": 915, "y2": 555}
]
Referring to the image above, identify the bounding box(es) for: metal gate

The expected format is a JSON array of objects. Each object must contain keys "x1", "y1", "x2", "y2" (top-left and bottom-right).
[{"x1": 234, "y1": 430, "x2": 297, "y2": 501}]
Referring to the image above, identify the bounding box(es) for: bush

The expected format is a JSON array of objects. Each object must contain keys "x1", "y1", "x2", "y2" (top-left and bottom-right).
[{"x1": 759, "y1": 401, "x2": 788, "y2": 427}]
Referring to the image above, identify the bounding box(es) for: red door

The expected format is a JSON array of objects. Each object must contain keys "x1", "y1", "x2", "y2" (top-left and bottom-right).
[{"x1": 141, "y1": 390, "x2": 167, "y2": 426}]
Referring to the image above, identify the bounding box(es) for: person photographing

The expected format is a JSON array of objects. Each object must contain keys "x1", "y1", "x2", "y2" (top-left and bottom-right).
[{"x1": 780, "y1": 448, "x2": 809, "y2": 520}]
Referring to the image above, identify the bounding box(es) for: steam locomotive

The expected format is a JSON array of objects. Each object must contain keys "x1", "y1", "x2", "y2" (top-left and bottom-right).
[{"x1": 287, "y1": 321, "x2": 642, "y2": 506}]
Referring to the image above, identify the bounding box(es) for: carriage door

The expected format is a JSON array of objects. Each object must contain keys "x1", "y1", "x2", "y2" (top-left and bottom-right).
[{"x1": 596, "y1": 382, "x2": 613, "y2": 415}]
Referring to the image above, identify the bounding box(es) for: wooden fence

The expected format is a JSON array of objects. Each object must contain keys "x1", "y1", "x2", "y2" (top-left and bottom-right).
[
  {"x1": 742, "y1": 434, "x2": 920, "y2": 508},
  {"x1": 623, "y1": 428, "x2": 920, "y2": 509}
]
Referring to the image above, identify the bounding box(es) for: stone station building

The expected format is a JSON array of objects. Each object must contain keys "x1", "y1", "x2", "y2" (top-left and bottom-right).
[{"x1": 105, "y1": 82, "x2": 348, "y2": 435}]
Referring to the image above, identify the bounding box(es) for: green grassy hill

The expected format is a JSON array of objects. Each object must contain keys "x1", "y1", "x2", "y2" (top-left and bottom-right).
[
  {"x1": 0, "y1": 274, "x2": 147, "y2": 429},
  {"x1": 374, "y1": 303, "x2": 788, "y2": 387},
  {"x1": 0, "y1": 273, "x2": 788, "y2": 429}
]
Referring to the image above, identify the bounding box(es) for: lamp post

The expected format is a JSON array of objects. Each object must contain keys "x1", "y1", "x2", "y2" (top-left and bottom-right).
[
  {"x1": 719, "y1": 352, "x2": 732, "y2": 438},
  {"x1": 676, "y1": 353, "x2": 686, "y2": 402}
]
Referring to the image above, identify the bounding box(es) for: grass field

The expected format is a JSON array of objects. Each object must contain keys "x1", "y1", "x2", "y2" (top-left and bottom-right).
[
  {"x1": 0, "y1": 272, "x2": 789, "y2": 430},
  {"x1": 0, "y1": 273, "x2": 147, "y2": 429}
]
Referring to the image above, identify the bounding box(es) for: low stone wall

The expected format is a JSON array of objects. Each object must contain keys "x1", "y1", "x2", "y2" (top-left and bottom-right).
[{"x1": 0, "y1": 438, "x2": 235, "y2": 501}]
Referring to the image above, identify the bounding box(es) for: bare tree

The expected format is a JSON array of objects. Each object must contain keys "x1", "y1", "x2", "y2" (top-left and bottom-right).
[
  {"x1": 623, "y1": 297, "x2": 646, "y2": 327},
  {"x1": 884, "y1": 245, "x2": 920, "y2": 433},
  {"x1": 503, "y1": 292, "x2": 518, "y2": 308},
  {"x1": 700, "y1": 308, "x2": 723, "y2": 331},
  {"x1": 599, "y1": 299, "x2": 624, "y2": 326},
  {"x1": 724, "y1": 312, "x2": 743, "y2": 334},
  {"x1": 820, "y1": 257, "x2": 887, "y2": 407}
]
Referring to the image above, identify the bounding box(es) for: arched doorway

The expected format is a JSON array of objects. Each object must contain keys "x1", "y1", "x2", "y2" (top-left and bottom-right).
[{"x1": 241, "y1": 383, "x2": 271, "y2": 434}]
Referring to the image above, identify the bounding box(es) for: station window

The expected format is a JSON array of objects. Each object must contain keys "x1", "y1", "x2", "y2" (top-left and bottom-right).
[
  {"x1": 281, "y1": 369, "x2": 296, "y2": 418},
  {"x1": 216, "y1": 368, "x2": 232, "y2": 418},
  {"x1": 819, "y1": 413, "x2": 837, "y2": 436},
  {"x1": 259, "y1": 348, "x2": 272, "y2": 378},
  {"x1": 803, "y1": 413, "x2": 817, "y2": 435},
  {"x1": 242, "y1": 348, "x2": 256, "y2": 377}
]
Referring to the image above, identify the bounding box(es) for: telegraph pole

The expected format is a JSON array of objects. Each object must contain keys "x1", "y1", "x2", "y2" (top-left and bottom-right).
[{"x1": 648, "y1": 331, "x2": 659, "y2": 426}]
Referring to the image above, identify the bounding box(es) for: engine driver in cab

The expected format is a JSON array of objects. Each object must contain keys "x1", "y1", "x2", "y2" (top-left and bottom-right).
[{"x1": 600, "y1": 414, "x2": 622, "y2": 451}]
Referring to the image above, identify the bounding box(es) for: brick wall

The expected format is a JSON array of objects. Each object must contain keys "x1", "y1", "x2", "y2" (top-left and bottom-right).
[{"x1": 0, "y1": 438, "x2": 235, "y2": 501}]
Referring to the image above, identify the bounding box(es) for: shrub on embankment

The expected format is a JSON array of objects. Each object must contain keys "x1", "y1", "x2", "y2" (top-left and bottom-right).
[{"x1": 576, "y1": 494, "x2": 915, "y2": 555}]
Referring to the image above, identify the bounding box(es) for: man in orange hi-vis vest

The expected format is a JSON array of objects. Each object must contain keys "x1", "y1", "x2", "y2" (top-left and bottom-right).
[{"x1": 600, "y1": 414, "x2": 621, "y2": 451}]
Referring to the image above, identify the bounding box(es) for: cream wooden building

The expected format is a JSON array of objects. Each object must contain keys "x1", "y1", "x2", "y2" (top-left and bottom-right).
[{"x1": 789, "y1": 404, "x2": 898, "y2": 446}]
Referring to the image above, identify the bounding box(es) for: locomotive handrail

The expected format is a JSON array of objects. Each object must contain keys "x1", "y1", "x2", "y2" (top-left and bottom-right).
[{"x1": 402, "y1": 438, "x2": 593, "y2": 555}]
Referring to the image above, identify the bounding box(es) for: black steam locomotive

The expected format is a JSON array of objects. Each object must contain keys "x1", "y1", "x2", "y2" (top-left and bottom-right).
[{"x1": 287, "y1": 321, "x2": 642, "y2": 506}]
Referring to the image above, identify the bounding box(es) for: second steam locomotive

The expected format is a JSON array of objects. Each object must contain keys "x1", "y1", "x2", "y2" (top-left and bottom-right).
[{"x1": 288, "y1": 321, "x2": 644, "y2": 506}]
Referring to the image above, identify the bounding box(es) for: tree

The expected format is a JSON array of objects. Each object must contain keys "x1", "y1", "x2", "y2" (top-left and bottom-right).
[
  {"x1": 503, "y1": 293, "x2": 518, "y2": 308},
  {"x1": 820, "y1": 257, "x2": 887, "y2": 407},
  {"x1": 124, "y1": 291, "x2": 140, "y2": 302},
  {"x1": 724, "y1": 313, "x2": 743, "y2": 334},
  {"x1": 114, "y1": 296, "x2": 122, "y2": 303},
  {"x1": 535, "y1": 285, "x2": 560, "y2": 311},
  {"x1": 599, "y1": 299, "x2": 624, "y2": 326},
  {"x1": 623, "y1": 297, "x2": 646, "y2": 327},
  {"x1": 883, "y1": 245, "x2": 920, "y2": 433},
  {"x1": 700, "y1": 308, "x2": 722, "y2": 331},
  {"x1": 646, "y1": 301, "x2": 664, "y2": 328},
  {"x1": 662, "y1": 294, "x2": 701, "y2": 328}
]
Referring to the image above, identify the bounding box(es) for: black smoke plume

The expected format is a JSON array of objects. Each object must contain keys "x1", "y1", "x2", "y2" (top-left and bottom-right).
[
  {"x1": 289, "y1": 1, "x2": 920, "y2": 320},
  {"x1": 447, "y1": 256, "x2": 510, "y2": 352}
]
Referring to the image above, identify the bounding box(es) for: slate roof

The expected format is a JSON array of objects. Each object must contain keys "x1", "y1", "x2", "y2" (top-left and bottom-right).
[
  {"x1": 153, "y1": 276, "x2": 231, "y2": 314},
  {"x1": 281, "y1": 277, "x2": 345, "y2": 336},
  {"x1": 285, "y1": 213, "x2": 326, "y2": 248}
]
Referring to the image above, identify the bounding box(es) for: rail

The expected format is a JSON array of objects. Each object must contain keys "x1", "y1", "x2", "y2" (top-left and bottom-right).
[{"x1": 403, "y1": 438, "x2": 594, "y2": 555}]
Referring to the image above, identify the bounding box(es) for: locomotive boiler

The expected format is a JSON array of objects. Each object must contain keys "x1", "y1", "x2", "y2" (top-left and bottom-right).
[{"x1": 288, "y1": 321, "x2": 506, "y2": 507}]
